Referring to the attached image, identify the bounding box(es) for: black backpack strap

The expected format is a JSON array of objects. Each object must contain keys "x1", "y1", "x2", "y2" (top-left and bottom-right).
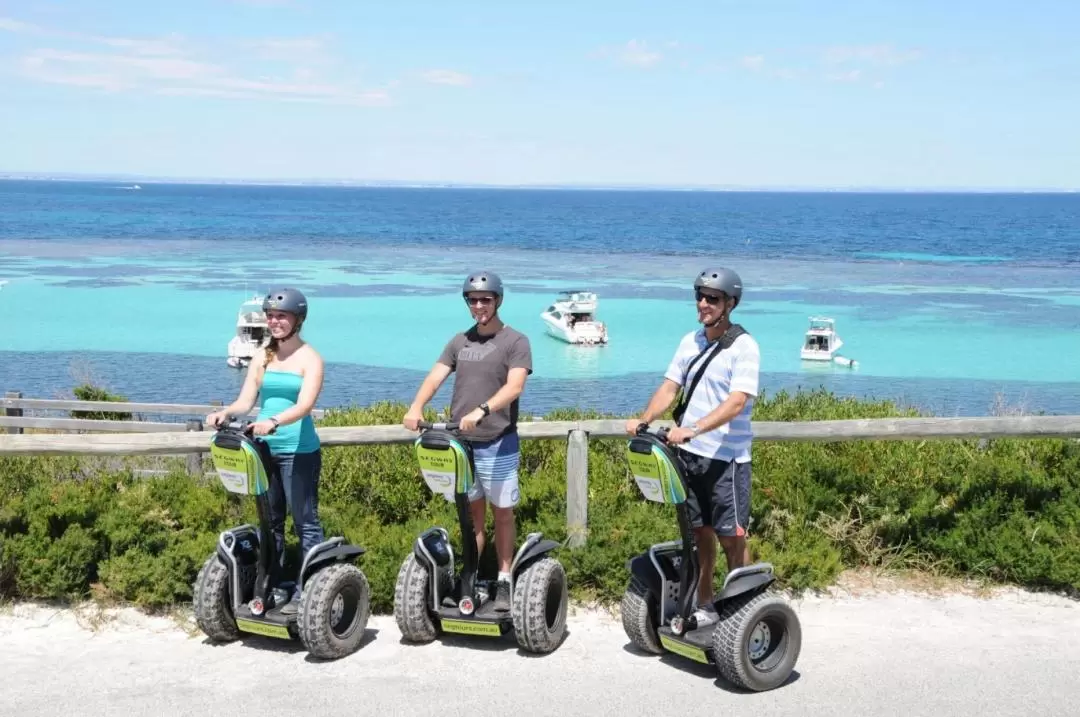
[{"x1": 672, "y1": 324, "x2": 748, "y2": 426}]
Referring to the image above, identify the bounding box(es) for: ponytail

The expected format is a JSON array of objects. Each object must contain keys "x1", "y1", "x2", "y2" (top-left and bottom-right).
[{"x1": 263, "y1": 336, "x2": 279, "y2": 367}]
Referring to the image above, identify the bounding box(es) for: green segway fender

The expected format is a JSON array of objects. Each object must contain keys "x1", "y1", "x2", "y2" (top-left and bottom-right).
[
  {"x1": 210, "y1": 430, "x2": 271, "y2": 496},
  {"x1": 626, "y1": 437, "x2": 687, "y2": 505},
  {"x1": 415, "y1": 431, "x2": 474, "y2": 500}
]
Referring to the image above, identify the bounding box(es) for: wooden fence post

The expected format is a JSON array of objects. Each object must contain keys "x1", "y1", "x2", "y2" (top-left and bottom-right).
[
  {"x1": 186, "y1": 419, "x2": 203, "y2": 475},
  {"x1": 566, "y1": 428, "x2": 589, "y2": 549},
  {"x1": 4, "y1": 391, "x2": 22, "y2": 435}
]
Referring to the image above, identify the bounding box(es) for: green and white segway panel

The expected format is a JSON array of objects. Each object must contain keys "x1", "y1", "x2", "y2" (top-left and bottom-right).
[
  {"x1": 626, "y1": 437, "x2": 688, "y2": 505},
  {"x1": 210, "y1": 429, "x2": 271, "y2": 496},
  {"x1": 415, "y1": 431, "x2": 474, "y2": 500}
]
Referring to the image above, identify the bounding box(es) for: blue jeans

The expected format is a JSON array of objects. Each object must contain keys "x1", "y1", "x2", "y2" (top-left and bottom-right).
[{"x1": 267, "y1": 449, "x2": 325, "y2": 595}]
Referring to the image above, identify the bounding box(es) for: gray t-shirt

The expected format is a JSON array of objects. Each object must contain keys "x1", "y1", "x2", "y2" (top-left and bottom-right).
[{"x1": 437, "y1": 324, "x2": 533, "y2": 442}]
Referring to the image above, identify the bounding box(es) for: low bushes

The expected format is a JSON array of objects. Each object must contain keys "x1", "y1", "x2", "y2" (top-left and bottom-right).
[{"x1": 1, "y1": 389, "x2": 1077, "y2": 614}]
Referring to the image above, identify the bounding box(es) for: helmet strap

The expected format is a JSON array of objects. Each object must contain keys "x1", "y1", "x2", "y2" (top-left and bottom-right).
[{"x1": 282, "y1": 317, "x2": 303, "y2": 342}]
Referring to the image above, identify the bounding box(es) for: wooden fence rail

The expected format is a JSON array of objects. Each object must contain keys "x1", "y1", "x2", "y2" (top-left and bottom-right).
[{"x1": 4, "y1": 391, "x2": 1080, "y2": 549}]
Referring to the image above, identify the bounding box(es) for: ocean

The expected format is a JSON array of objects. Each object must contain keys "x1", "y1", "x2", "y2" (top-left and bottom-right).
[{"x1": 2, "y1": 179, "x2": 1079, "y2": 418}]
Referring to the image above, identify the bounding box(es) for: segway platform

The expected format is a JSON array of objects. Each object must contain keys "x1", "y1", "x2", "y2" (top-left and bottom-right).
[
  {"x1": 194, "y1": 418, "x2": 372, "y2": 660},
  {"x1": 620, "y1": 425, "x2": 802, "y2": 691},
  {"x1": 435, "y1": 600, "x2": 513, "y2": 637},
  {"x1": 393, "y1": 421, "x2": 569, "y2": 654}
]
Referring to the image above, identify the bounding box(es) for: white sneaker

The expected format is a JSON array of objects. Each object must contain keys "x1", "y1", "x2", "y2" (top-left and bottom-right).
[{"x1": 692, "y1": 606, "x2": 719, "y2": 628}]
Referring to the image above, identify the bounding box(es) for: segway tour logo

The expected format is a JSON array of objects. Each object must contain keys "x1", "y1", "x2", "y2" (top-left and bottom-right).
[
  {"x1": 417, "y1": 446, "x2": 458, "y2": 497},
  {"x1": 626, "y1": 449, "x2": 666, "y2": 504},
  {"x1": 210, "y1": 444, "x2": 250, "y2": 495}
]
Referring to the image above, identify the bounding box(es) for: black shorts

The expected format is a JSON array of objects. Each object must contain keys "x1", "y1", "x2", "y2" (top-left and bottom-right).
[{"x1": 676, "y1": 449, "x2": 751, "y2": 537}]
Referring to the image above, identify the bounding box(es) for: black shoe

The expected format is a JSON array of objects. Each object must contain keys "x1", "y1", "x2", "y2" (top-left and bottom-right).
[
  {"x1": 494, "y1": 580, "x2": 511, "y2": 612},
  {"x1": 279, "y1": 595, "x2": 300, "y2": 615}
]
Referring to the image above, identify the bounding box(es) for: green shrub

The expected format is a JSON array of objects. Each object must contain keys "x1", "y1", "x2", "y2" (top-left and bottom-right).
[
  {"x1": 70, "y1": 383, "x2": 133, "y2": 421},
  {"x1": 1, "y1": 389, "x2": 1077, "y2": 614}
]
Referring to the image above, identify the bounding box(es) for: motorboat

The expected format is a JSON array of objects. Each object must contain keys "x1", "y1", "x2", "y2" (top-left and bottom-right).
[
  {"x1": 227, "y1": 295, "x2": 268, "y2": 368},
  {"x1": 540, "y1": 290, "x2": 609, "y2": 345},
  {"x1": 800, "y1": 317, "x2": 855, "y2": 366}
]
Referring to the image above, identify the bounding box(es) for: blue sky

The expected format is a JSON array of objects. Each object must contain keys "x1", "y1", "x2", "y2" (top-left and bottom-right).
[{"x1": 1, "y1": 0, "x2": 1078, "y2": 188}]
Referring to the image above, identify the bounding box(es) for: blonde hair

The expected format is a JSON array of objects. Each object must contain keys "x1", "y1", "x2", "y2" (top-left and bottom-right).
[{"x1": 262, "y1": 336, "x2": 280, "y2": 368}]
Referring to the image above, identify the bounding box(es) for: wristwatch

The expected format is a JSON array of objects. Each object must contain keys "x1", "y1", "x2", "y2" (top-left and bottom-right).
[
  {"x1": 689, "y1": 422, "x2": 702, "y2": 437},
  {"x1": 479, "y1": 403, "x2": 491, "y2": 416},
  {"x1": 269, "y1": 417, "x2": 280, "y2": 432}
]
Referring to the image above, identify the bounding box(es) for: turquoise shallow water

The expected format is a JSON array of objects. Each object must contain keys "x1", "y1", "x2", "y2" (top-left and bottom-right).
[
  {"x1": 6, "y1": 252, "x2": 1080, "y2": 384},
  {"x1": 3, "y1": 181, "x2": 1079, "y2": 415}
]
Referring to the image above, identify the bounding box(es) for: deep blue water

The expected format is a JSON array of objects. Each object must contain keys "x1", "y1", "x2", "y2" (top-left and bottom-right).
[
  {"x1": 3, "y1": 180, "x2": 1079, "y2": 265},
  {"x1": 3, "y1": 180, "x2": 1079, "y2": 417}
]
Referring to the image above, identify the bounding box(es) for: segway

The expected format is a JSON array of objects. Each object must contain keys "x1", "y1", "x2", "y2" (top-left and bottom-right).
[
  {"x1": 192, "y1": 416, "x2": 372, "y2": 660},
  {"x1": 393, "y1": 420, "x2": 569, "y2": 654},
  {"x1": 620, "y1": 423, "x2": 802, "y2": 691}
]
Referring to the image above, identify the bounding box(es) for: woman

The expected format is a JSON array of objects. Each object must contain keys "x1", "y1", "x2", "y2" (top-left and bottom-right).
[{"x1": 206, "y1": 287, "x2": 325, "y2": 615}]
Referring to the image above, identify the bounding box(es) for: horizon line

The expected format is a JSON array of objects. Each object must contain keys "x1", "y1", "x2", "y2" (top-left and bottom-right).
[{"x1": 1, "y1": 171, "x2": 1078, "y2": 194}]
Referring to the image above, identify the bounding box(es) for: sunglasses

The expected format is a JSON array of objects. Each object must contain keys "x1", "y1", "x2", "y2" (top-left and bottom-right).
[
  {"x1": 695, "y1": 290, "x2": 725, "y2": 305},
  {"x1": 465, "y1": 296, "x2": 495, "y2": 306}
]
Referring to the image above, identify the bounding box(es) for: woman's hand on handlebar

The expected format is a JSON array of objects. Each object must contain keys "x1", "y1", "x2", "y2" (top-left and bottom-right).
[
  {"x1": 250, "y1": 419, "x2": 277, "y2": 436},
  {"x1": 206, "y1": 410, "x2": 227, "y2": 428}
]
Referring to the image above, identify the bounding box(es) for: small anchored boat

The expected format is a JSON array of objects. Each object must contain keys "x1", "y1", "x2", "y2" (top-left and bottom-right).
[
  {"x1": 800, "y1": 317, "x2": 857, "y2": 367},
  {"x1": 540, "y1": 290, "x2": 609, "y2": 345},
  {"x1": 227, "y1": 295, "x2": 268, "y2": 368}
]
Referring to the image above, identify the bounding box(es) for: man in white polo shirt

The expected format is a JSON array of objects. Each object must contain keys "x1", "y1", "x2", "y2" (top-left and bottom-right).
[{"x1": 625, "y1": 266, "x2": 760, "y2": 628}]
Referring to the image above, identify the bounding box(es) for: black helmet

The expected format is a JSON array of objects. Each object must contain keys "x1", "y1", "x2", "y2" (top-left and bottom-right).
[
  {"x1": 461, "y1": 271, "x2": 504, "y2": 298},
  {"x1": 694, "y1": 268, "x2": 742, "y2": 308},
  {"x1": 262, "y1": 287, "x2": 308, "y2": 320}
]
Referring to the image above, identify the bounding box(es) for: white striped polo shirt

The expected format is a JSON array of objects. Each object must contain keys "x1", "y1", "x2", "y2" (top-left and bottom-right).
[{"x1": 663, "y1": 328, "x2": 760, "y2": 463}]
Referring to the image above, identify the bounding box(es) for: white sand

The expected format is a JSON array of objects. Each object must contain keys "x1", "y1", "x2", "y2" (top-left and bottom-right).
[{"x1": 2, "y1": 581, "x2": 1078, "y2": 717}]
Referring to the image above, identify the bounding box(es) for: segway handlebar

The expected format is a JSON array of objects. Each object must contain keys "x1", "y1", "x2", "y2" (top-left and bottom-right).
[
  {"x1": 417, "y1": 420, "x2": 461, "y2": 432},
  {"x1": 213, "y1": 414, "x2": 259, "y2": 434},
  {"x1": 634, "y1": 422, "x2": 671, "y2": 442}
]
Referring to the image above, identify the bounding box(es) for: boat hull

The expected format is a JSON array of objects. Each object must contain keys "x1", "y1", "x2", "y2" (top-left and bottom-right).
[{"x1": 541, "y1": 314, "x2": 607, "y2": 345}]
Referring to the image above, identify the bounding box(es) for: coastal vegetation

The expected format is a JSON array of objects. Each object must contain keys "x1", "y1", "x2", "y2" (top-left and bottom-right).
[{"x1": 1, "y1": 388, "x2": 1077, "y2": 613}]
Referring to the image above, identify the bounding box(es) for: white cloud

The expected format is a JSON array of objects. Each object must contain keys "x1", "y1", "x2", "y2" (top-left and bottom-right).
[
  {"x1": 823, "y1": 44, "x2": 923, "y2": 67},
  {"x1": 3, "y1": 16, "x2": 392, "y2": 106},
  {"x1": 739, "y1": 55, "x2": 765, "y2": 71},
  {"x1": 20, "y1": 48, "x2": 390, "y2": 105},
  {"x1": 826, "y1": 69, "x2": 863, "y2": 83},
  {"x1": 0, "y1": 17, "x2": 39, "y2": 33},
  {"x1": 619, "y1": 39, "x2": 662, "y2": 68},
  {"x1": 592, "y1": 39, "x2": 664, "y2": 68},
  {"x1": 421, "y1": 69, "x2": 473, "y2": 86}
]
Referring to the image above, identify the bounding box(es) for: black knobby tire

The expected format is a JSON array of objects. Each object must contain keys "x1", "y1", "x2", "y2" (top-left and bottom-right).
[
  {"x1": 712, "y1": 591, "x2": 802, "y2": 692},
  {"x1": 192, "y1": 554, "x2": 241, "y2": 643},
  {"x1": 296, "y1": 562, "x2": 371, "y2": 660},
  {"x1": 620, "y1": 575, "x2": 663, "y2": 655},
  {"x1": 511, "y1": 557, "x2": 569, "y2": 654},
  {"x1": 393, "y1": 554, "x2": 441, "y2": 643}
]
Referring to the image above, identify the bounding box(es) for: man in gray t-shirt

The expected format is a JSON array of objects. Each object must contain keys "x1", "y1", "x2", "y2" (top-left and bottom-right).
[{"x1": 403, "y1": 270, "x2": 532, "y2": 611}]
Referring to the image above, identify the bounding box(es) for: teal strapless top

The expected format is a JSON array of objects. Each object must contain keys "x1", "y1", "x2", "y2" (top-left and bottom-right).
[{"x1": 257, "y1": 370, "x2": 320, "y2": 455}]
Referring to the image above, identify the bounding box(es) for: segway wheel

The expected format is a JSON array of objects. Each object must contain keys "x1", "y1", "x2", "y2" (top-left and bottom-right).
[
  {"x1": 712, "y1": 591, "x2": 802, "y2": 692},
  {"x1": 511, "y1": 557, "x2": 568, "y2": 654},
  {"x1": 192, "y1": 554, "x2": 241, "y2": 643},
  {"x1": 620, "y1": 575, "x2": 663, "y2": 655},
  {"x1": 296, "y1": 563, "x2": 371, "y2": 660},
  {"x1": 393, "y1": 554, "x2": 441, "y2": 643}
]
